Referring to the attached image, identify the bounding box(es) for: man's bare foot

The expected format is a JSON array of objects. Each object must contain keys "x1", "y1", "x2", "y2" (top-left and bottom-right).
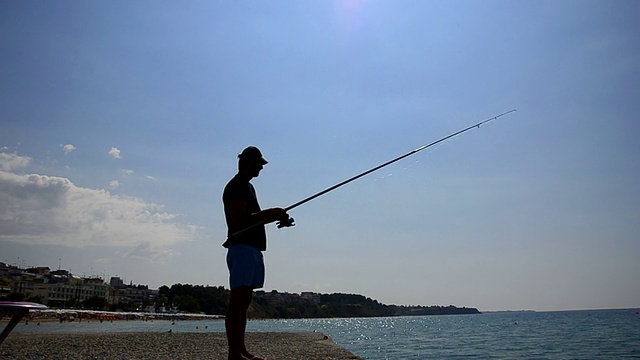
[{"x1": 242, "y1": 352, "x2": 267, "y2": 360}]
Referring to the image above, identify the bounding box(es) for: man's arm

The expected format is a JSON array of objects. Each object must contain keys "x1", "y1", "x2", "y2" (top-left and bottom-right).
[{"x1": 227, "y1": 198, "x2": 288, "y2": 232}]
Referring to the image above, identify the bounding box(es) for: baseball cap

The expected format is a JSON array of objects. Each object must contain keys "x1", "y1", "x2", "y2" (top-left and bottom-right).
[{"x1": 238, "y1": 146, "x2": 268, "y2": 165}]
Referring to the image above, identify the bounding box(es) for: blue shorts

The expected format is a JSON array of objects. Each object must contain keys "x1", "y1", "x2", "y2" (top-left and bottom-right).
[{"x1": 226, "y1": 244, "x2": 265, "y2": 289}]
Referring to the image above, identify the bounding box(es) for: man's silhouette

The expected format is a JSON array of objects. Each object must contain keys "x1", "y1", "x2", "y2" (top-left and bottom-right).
[{"x1": 222, "y1": 146, "x2": 289, "y2": 360}]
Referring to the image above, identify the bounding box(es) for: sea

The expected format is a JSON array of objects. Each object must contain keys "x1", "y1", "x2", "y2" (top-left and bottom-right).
[{"x1": 13, "y1": 309, "x2": 640, "y2": 359}]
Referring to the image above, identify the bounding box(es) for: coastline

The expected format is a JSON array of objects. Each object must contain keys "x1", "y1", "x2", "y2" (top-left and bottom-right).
[
  {"x1": 0, "y1": 309, "x2": 224, "y2": 324},
  {"x1": 1, "y1": 331, "x2": 363, "y2": 360}
]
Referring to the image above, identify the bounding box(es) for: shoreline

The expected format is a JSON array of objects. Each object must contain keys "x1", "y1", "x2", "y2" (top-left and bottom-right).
[
  {"x1": 0, "y1": 309, "x2": 224, "y2": 324},
  {"x1": 1, "y1": 331, "x2": 363, "y2": 360}
]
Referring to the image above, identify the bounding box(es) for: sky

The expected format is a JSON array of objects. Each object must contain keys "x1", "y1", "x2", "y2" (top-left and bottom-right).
[{"x1": 1, "y1": 1, "x2": 638, "y2": 312}]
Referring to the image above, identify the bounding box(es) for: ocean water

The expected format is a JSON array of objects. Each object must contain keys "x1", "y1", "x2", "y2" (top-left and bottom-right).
[{"x1": 13, "y1": 309, "x2": 640, "y2": 359}]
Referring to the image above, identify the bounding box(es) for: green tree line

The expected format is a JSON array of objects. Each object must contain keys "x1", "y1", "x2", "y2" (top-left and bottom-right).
[
  {"x1": 158, "y1": 284, "x2": 228, "y2": 315},
  {"x1": 157, "y1": 285, "x2": 480, "y2": 318}
]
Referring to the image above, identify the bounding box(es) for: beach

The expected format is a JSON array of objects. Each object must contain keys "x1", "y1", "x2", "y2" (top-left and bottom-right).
[{"x1": 1, "y1": 331, "x2": 363, "y2": 360}]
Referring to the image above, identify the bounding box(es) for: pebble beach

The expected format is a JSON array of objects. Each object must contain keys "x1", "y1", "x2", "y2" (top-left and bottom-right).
[{"x1": 1, "y1": 331, "x2": 363, "y2": 360}]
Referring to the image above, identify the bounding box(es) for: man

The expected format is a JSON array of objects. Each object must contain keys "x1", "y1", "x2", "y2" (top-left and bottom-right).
[{"x1": 222, "y1": 146, "x2": 290, "y2": 360}]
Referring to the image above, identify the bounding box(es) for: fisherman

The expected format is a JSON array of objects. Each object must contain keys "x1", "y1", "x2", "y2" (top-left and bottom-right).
[{"x1": 222, "y1": 146, "x2": 289, "y2": 360}]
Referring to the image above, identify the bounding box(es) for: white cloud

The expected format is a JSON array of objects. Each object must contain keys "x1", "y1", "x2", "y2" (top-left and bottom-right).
[
  {"x1": 145, "y1": 175, "x2": 157, "y2": 181},
  {"x1": 108, "y1": 147, "x2": 121, "y2": 159},
  {"x1": 0, "y1": 152, "x2": 31, "y2": 171},
  {"x1": 121, "y1": 169, "x2": 134, "y2": 177},
  {"x1": 0, "y1": 170, "x2": 201, "y2": 259},
  {"x1": 62, "y1": 144, "x2": 76, "y2": 155},
  {"x1": 109, "y1": 180, "x2": 120, "y2": 189}
]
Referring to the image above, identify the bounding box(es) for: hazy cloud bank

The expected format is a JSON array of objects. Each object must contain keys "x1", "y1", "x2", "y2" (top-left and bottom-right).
[{"x1": 0, "y1": 153, "x2": 200, "y2": 260}]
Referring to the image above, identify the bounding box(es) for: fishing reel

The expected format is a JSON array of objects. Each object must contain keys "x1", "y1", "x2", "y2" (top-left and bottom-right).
[{"x1": 277, "y1": 215, "x2": 295, "y2": 228}]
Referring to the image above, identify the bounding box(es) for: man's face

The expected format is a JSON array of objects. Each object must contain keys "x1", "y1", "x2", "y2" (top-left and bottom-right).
[{"x1": 248, "y1": 158, "x2": 264, "y2": 178}]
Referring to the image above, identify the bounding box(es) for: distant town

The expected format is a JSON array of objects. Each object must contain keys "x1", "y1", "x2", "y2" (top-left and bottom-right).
[
  {"x1": 1, "y1": 261, "x2": 481, "y2": 318},
  {"x1": 0, "y1": 261, "x2": 161, "y2": 312}
]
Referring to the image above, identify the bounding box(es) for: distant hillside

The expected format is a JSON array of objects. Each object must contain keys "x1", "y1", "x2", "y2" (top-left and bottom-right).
[
  {"x1": 159, "y1": 285, "x2": 481, "y2": 319},
  {"x1": 389, "y1": 304, "x2": 481, "y2": 316}
]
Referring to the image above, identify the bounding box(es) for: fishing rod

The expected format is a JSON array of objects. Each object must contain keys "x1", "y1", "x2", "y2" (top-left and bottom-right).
[{"x1": 234, "y1": 109, "x2": 517, "y2": 235}]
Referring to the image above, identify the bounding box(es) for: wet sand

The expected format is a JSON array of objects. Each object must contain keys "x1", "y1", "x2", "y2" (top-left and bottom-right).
[{"x1": 1, "y1": 331, "x2": 363, "y2": 360}]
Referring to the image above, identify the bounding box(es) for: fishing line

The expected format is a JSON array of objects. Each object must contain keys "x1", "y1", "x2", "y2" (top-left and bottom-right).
[{"x1": 380, "y1": 141, "x2": 447, "y2": 182}]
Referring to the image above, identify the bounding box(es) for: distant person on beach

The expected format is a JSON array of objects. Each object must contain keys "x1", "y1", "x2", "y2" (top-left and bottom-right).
[{"x1": 222, "y1": 146, "x2": 290, "y2": 360}]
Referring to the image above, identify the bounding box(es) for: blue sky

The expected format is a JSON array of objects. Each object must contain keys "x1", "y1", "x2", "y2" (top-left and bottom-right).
[{"x1": 1, "y1": 1, "x2": 638, "y2": 311}]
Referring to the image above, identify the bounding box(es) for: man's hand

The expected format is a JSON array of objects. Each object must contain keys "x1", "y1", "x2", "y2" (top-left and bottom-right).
[
  {"x1": 262, "y1": 208, "x2": 288, "y2": 223},
  {"x1": 263, "y1": 207, "x2": 294, "y2": 228}
]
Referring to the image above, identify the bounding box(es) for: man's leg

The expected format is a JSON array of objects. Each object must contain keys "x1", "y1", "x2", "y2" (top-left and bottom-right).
[
  {"x1": 226, "y1": 245, "x2": 266, "y2": 359},
  {"x1": 226, "y1": 286, "x2": 255, "y2": 360}
]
